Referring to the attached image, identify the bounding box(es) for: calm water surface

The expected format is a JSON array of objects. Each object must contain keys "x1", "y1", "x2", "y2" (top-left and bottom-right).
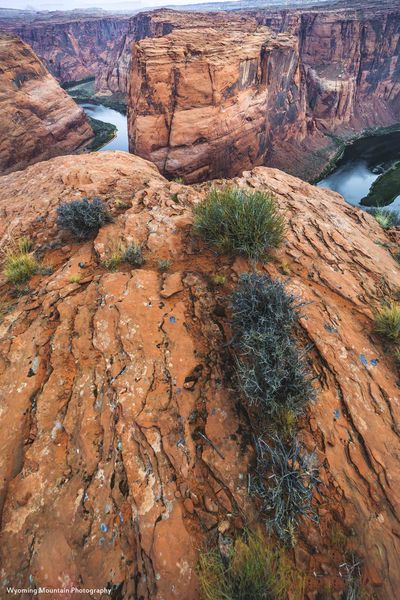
[
  {"x1": 80, "y1": 103, "x2": 129, "y2": 152},
  {"x1": 317, "y1": 131, "x2": 400, "y2": 209}
]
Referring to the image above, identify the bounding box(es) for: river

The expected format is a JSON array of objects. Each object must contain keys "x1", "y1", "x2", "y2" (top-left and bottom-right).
[
  {"x1": 80, "y1": 102, "x2": 129, "y2": 152},
  {"x1": 317, "y1": 130, "x2": 400, "y2": 210}
]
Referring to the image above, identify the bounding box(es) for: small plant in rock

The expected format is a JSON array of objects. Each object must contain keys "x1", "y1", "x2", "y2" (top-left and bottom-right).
[
  {"x1": 211, "y1": 273, "x2": 226, "y2": 286},
  {"x1": 193, "y1": 188, "x2": 285, "y2": 261},
  {"x1": 123, "y1": 243, "x2": 144, "y2": 267},
  {"x1": 103, "y1": 247, "x2": 123, "y2": 271},
  {"x1": 367, "y1": 208, "x2": 400, "y2": 229},
  {"x1": 69, "y1": 274, "x2": 82, "y2": 284},
  {"x1": 232, "y1": 273, "x2": 314, "y2": 417},
  {"x1": 57, "y1": 198, "x2": 112, "y2": 240},
  {"x1": 114, "y1": 198, "x2": 130, "y2": 209},
  {"x1": 3, "y1": 241, "x2": 39, "y2": 284},
  {"x1": 173, "y1": 176, "x2": 184, "y2": 184},
  {"x1": 374, "y1": 302, "x2": 400, "y2": 341},
  {"x1": 17, "y1": 237, "x2": 33, "y2": 253},
  {"x1": 197, "y1": 530, "x2": 304, "y2": 600},
  {"x1": 252, "y1": 435, "x2": 319, "y2": 547},
  {"x1": 158, "y1": 259, "x2": 171, "y2": 272}
]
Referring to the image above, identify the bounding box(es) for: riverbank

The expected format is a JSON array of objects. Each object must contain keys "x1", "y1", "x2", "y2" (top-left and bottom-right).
[
  {"x1": 314, "y1": 123, "x2": 400, "y2": 184},
  {"x1": 85, "y1": 116, "x2": 117, "y2": 152},
  {"x1": 361, "y1": 160, "x2": 400, "y2": 207},
  {"x1": 64, "y1": 78, "x2": 127, "y2": 115}
]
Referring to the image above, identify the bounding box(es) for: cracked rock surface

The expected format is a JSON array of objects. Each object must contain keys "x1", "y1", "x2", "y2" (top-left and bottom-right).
[{"x1": 0, "y1": 151, "x2": 400, "y2": 598}]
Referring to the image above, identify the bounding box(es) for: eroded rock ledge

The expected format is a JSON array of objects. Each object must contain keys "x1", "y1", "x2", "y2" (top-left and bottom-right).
[{"x1": 0, "y1": 152, "x2": 400, "y2": 598}]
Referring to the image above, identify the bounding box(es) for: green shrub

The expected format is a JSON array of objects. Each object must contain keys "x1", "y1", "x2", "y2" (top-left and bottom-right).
[
  {"x1": 367, "y1": 208, "x2": 400, "y2": 229},
  {"x1": 103, "y1": 248, "x2": 123, "y2": 271},
  {"x1": 374, "y1": 302, "x2": 400, "y2": 340},
  {"x1": 158, "y1": 259, "x2": 171, "y2": 272},
  {"x1": 198, "y1": 531, "x2": 304, "y2": 600},
  {"x1": 193, "y1": 188, "x2": 285, "y2": 261},
  {"x1": 253, "y1": 435, "x2": 319, "y2": 547},
  {"x1": 232, "y1": 273, "x2": 314, "y2": 417},
  {"x1": 57, "y1": 198, "x2": 112, "y2": 240},
  {"x1": 3, "y1": 251, "x2": 38, "y2": 284},
  {"x1": 123, "y1": 244, "x2": 144, "y2": 267}
]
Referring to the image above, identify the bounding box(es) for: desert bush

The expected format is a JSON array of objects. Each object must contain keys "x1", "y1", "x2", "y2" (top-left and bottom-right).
[
  {"x1": 57, "y1": 197, "x2": 112, "y2": 240},
  {"x1": 3, "y1": 250, "x2": 38, "y2": 284},
  {"x1": 374, "y1": 302, "x2": 400, "y2": 340},
  {"x1": 158, "y1": 259, "x2": 171, "y2": 272},
  {"x1": 367, "y1": 208, "x2": 400, "y2": 229},
  {"x1": 198, "y1": 530, "x2": 304, "y2": 600},
  {"x1": 252, "y1": 435, "x2": 319, "y2": 547},
  {"x1": 193, "y1": 188, "x2": 285, "y2": 261},
  {"x1": 231, "y1": 273, "x2": 314, "y2": 417},
  {"x1": 123, "y1": 244, "x2": 144, "y2": 267}
]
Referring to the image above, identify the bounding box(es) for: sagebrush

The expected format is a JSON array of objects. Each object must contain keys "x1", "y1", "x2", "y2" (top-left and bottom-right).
[
  {"x1": 252, "y1": 435, "x2": 319, "y2": 546},
  {"x1": 231, "y1": 273, "x2": 314, "y2": 417},
  {"x1": 57, "y1": 197, "x2": 112, "y2": 240}
]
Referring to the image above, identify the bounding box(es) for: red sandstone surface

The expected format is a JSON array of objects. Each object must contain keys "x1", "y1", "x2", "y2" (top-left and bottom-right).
[{"x1": 0, "y1": 152, "x2": 400, "y2": 598}]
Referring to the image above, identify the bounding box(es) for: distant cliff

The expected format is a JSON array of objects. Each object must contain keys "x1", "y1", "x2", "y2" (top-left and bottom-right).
[
  {"x1": 128, "y1": 18, "x2": 305, "y2": 182},
  {"x1": 0, "y1": 15, "x2": 131, "y2": 86},
  {"x1": 0, "y1": 34, "x2": 93, "y2": 175},
  {"x1": 127, "y1": 5, "x2": 400, "y2": 181}
]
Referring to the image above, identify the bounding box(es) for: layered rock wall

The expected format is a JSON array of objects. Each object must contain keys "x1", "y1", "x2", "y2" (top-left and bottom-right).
[
  {"x1": 128, "y1": 24, "x2": 305, "y2": 182},
  {"x1": 0, "y1": 35, "x2": 93, "y2": 175},
  {"x1": 0, "y1": 16, "x2": 131, "y2": 86}
]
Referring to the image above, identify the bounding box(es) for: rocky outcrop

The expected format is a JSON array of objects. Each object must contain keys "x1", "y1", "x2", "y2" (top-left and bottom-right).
[
  {"x1": 1, "y1": 151, "x2": 400, "y2": 598},
  {"x1": 128, "y1": 22, "x2": 305, "y2": 182},
  {"x1": 95, "y1": 10, "x2": 258, "y2": 96},
  {"x1": 128, "y1": 3, "x2": 400, "y2": 181},
  {"x1": 0, "y1": 15, "x2": 131, "y2": 86},
  {"x1": 0, "y1": 34, "x2": 93, "y2": 175}
]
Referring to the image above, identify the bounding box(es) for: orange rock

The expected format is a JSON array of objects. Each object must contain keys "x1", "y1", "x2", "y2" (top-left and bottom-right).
[
  {"x1": 0, "y1": 34, "x2": 93, "y2": 175},
  {"x1": 0, "y1": 152, "x2": 400, "y2": 598}
]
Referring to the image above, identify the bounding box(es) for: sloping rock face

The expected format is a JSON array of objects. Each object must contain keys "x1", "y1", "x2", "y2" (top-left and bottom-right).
[
  {"x1": 0, "y1": 15, "x2": 131, "y2": 85},
  {"x1": 1, "y1": 151, "x2": 400, "y2": 598},
  {"x1": 128, "y1": 23, "x2": 305, "y2": 182},
  {"x1": 128, "y1": 3, "x2": 400, "y2": 181},
  {"x1": 0, "y1": 35, "x2": 93, "y2": 175}
]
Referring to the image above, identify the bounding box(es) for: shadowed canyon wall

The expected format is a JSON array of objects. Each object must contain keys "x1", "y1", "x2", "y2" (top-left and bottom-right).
[{"x1": 0, "y1": 34, "x2": 93, "y2": 175}]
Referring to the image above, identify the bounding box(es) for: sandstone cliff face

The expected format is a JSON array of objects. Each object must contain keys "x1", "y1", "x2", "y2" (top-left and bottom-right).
[
  {"x1": 128, "y1": 23, "x2": 305, "y2": 182},
  {"x1": 0, "y1": 16, "x2": 131, "y2": 86},
  {"x1": 1, "y1": 151, "x2": 400, "y2": 598},
  {"x1": 127, "y1": 4, "x2": 400, "y2": 181},
  {"x1": 0, "y1": 35, "x2": 93, "y2": 175},
  {"x1": 95, "y1": 10, "x2": 258, "y2": 96}
]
